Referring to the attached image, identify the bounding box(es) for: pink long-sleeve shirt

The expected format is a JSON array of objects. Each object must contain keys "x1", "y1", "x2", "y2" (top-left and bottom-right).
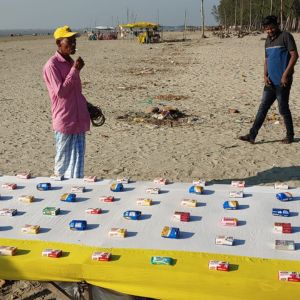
[{"x1": 43, "y1": 51, "x2": 90, "y2": 134}]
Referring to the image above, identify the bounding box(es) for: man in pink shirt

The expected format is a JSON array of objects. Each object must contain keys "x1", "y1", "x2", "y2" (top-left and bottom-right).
[{"x1": 43, "y1": 26, "x2": 90, "y2": 178}]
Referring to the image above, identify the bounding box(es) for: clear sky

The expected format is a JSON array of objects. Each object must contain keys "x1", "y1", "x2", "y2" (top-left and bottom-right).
[{"x1": 0, "y1": 0, "x2": 220, "y2": 30}]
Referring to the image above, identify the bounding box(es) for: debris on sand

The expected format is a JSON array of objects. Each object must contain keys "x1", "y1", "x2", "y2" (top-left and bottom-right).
[
  {"x1": 228, "y1": 108, "x2": 240, "y2": 114},
  {"x1": 153, "y1": 94, "x2": 189, "y2": 101},
  {"x1": 116, "y1": 105, "x2": 196, "y2": 127}
]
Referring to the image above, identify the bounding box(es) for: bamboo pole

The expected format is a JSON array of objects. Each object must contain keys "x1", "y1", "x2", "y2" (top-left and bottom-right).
[
  {"x1": 234, "y1": 0, "x2": 237, "y2": 29},
  {"x1": 201, "y1": 0, "x2": 205, "y2": 38},
  {"x1": 249, "y1": 0, "x2": 252, "y2": 31}
]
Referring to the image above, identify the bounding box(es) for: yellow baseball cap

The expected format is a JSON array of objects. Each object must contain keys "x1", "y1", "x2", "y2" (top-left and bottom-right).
[{"x1": 53, "y1": 25, "x2": 79, "y2": 40}]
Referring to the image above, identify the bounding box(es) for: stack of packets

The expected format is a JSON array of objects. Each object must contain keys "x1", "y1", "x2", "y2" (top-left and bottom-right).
[
  {"x1": 21, "y1": 224, "x2": 40, "y2": 234},
  {"x1": 173, "y1": 211, "x2": 190, "y2": 222},
  {"x1": 42, "y1": 249, "x2": 62, "y2": 258},
  {"x1": 278, "y1": 271, "x2": 300, "y2": 282},
  {"x1": 153, "y1": 178, "x2": 169, "y2": 185},
  {"x1": 109, "y1": 228, "x2": 127, "y2": 238},
  {"x1": 209, "y1": 260, "x2": 229, "y2": 271},
  {"x1": 229, "y1": 181, "x2": 245, "y2": 199},
  {"x1": 16, "y1": 172, "x2": 31, "y2": 179},
  {"x1": 151, "y1": 256, "x2": 173, "y2": 265},
  {"x1": 19, "y1": 195, "x2": 34, "y2": 203},
  {"x1": 92, "y1": 251, "x2": 111, "y2": 261},
  {"x1": 137, "y1": 198, "x2": 152, "y2": 206},
  {"x1": 0, "y1": 246, "x2": 17, "y2": 256},
  {"x1": 84, "y1": 176, "x2": 97, "y2": 182},
  {"x1": 2, "y1": 183, "x2": 17, "y2": 190},
  {"x1": 0, "y1": 208, "x2": 17, "y2": 216},
  {"x1": 275, "y1": 240, "x2": 295, "y2": 251},
  {"x1": 274, "y1": 222, "x2": 292, "y2": 234}
]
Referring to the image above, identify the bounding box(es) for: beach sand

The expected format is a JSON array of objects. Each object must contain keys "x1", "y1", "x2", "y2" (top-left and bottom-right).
[{"x1": 0, "y1": 31, "x2": 300, "y2": 298}]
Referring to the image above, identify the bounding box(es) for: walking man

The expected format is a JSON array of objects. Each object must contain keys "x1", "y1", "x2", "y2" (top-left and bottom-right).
[
  {"x1": 239, "y1": 15, "x2": 298, "y2": 144},
  {"x1": 43, "y1": 26, "x2": 90, "y2": 178}
]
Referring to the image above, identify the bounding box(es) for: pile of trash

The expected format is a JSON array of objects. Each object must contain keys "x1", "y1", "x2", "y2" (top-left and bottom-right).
[{"x1": 116, "y1": 105, "x2": 192, "y2": 127}]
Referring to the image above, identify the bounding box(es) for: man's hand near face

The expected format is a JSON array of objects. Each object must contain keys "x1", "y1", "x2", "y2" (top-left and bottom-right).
[{"x1": 74, "y1": 56, "x2": 85, "y2": 71}]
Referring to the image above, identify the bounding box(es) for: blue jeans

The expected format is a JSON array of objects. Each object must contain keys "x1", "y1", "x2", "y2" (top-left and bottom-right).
[{"x1": 249, "y1": 84, "x2": 294, "y2": 140}]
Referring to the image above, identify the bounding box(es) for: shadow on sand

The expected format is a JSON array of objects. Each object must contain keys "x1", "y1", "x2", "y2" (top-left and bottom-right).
[{"x1": 208, "y1": 166, "x2": 300, "y2": 186}]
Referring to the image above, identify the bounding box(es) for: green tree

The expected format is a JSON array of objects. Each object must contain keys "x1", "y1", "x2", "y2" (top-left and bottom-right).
[{"x1": 212, "y1": 0, "x2": 300, "y2": 31}]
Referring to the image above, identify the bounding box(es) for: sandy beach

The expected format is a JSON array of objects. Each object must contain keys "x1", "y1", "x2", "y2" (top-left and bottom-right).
[{"x1": 1, "y1": 31, "x2": 300, "y2": 187}]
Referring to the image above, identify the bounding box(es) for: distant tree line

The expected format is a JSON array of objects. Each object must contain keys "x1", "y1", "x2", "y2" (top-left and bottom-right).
[{"x1": 212, "y1": 0, "x2": 300, "y2": 31}]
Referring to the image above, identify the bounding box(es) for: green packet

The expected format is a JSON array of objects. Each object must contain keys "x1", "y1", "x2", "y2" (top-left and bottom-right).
[
  {"x1": 42, "y1": 207, "x2": 60, "y2": 216},
  {"x1": 150, "y1": 256, "x2": 173, "y2": 265}
]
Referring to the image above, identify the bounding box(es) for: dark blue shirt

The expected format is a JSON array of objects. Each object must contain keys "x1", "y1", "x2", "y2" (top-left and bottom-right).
[{"x1": 265, "y1": 31, "x2": 297, "y2": 85}]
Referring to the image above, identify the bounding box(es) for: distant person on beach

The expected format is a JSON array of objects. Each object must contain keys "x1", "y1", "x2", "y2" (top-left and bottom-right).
[
  {"x1": 239, "y1": 15, "x2": 298, "y2": 144},
  {"x1": 43, "y1": 25, "x2": 90, "y2": 178}
]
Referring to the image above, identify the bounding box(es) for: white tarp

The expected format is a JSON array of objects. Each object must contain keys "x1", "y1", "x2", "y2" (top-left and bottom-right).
[{"x1": 0, "y1": 175, "x2": 299, "y2": 261}]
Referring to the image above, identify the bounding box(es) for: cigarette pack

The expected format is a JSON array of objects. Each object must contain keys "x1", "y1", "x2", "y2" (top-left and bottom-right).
[
  {"x1": 18, "y1": 195, "x2": 34, "y2": 203},
  {"x1": 136, "y1": 198, "x2": 152, "y2": 206},
  {"x1": 42, "y1": 207, "x2": 60, "y2": 216},
  {"x1": 229, "y1": 190, "x2": 244, "y2": 198},
  {"x1": 110, "y1": 183, "x2": 123, "y2": 192},
  {"x1": 231, "y1": 181, "x2": 245, "y2": 188},
  {"x1": 150, "y1": 256, "x2": 173, "y2": 265},
  {"x1": 221, "y1": 217, "x2": 238, "y2": 226},
  {"x1": 215, "y1": 236, "x2": 234, "y2": 246},
  {"x1": 71, "y1": 186, "x2": 85, "y2": 193},
  {"x1": 42, "y1": 249, "x2": 62, "y2": 258},
  {"x1": 100, "y1": 196, "x2": 114, "y2": 202},
  {"x1": 189, "y1": 185, "x2": 203, "y2": 195},
  {"x1": 36, "y1": 182, "x2": 51, "y2": 191},
  {"x1": 69, "y1": 220, "x2": 87, "y2": 231},
  {"x1": 153, "y1": 178, "x2": 169, "y2": 185},
  {"x1": 146, "y1": 187, "x2": 160, "y2": 194},
  {"x1": 223, "y1": 201, "x2": 239, "y2": 210},
  {"x1": 0, "y1": 246, "x2": 17, "y2": 256},
  {"x1": 109, "y1": 228, "x2": 127, "y2": 238},
  {"x1": 278, "y1": 271, "x2": 300, "y2": 282},
  {"x1": 21, "y1": 224, "x2": 40, "y2": 234},
  {"x1": 274, "y1": 182, "x2": 289, "y2": 190},
  {"x1": 16, "y1": 172, "x2": 31, "y2": 179},
  {"x1": 192, "y1": 179, "x2": 206, "y2": 187},
  {"x1": 173, "y1": 211, "x2": 190, "y2": 222},
  {"x1": 181, "y1": 199, "x2": 197, "y2": 207},
  {"x1": 84, "y1": 176, "x2": 97, "y2": 182},
  {"x1": 2, "y1": 183, "x2": 17, "y2": 190},
  {"x1": 117, "y1": 177, "x2": 130, "y2": 184},
  {"x1": 123, "y1": 210, "x2": 141, "y2": 220},
  {"x1": 50, "y1": 174, "x2": 64, "y2": 181},
  {"x1": 161, "y1": 226, "x2": 180, "y2": 239},
  {"x1": 92, "y1": 251, "x2": 111, "y2": 261},
  {"x1": 276, "y1": 192, "x2": 293, "y2": 201},
  {"x1": 272, "y1": 208, "x2": 290, "y2": 217},
  {"x1": 275, "y1": 240, "x2": 295, "y2": 251},
  {"x1": 60, "y1": 193, "x2": 76, "y2": 202},
  {"x1": 274, "y1": 223, "x2": 292, "y2": 234},
  {"x1": 85, "y1": 208, "x2": 102, "y2": 214},
  {"x1": 0, "y1": 208, "x2": 17, "y2": 217},
  {"x1": 208, "y1": 260, "x2": 229, "y2": 271}
]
